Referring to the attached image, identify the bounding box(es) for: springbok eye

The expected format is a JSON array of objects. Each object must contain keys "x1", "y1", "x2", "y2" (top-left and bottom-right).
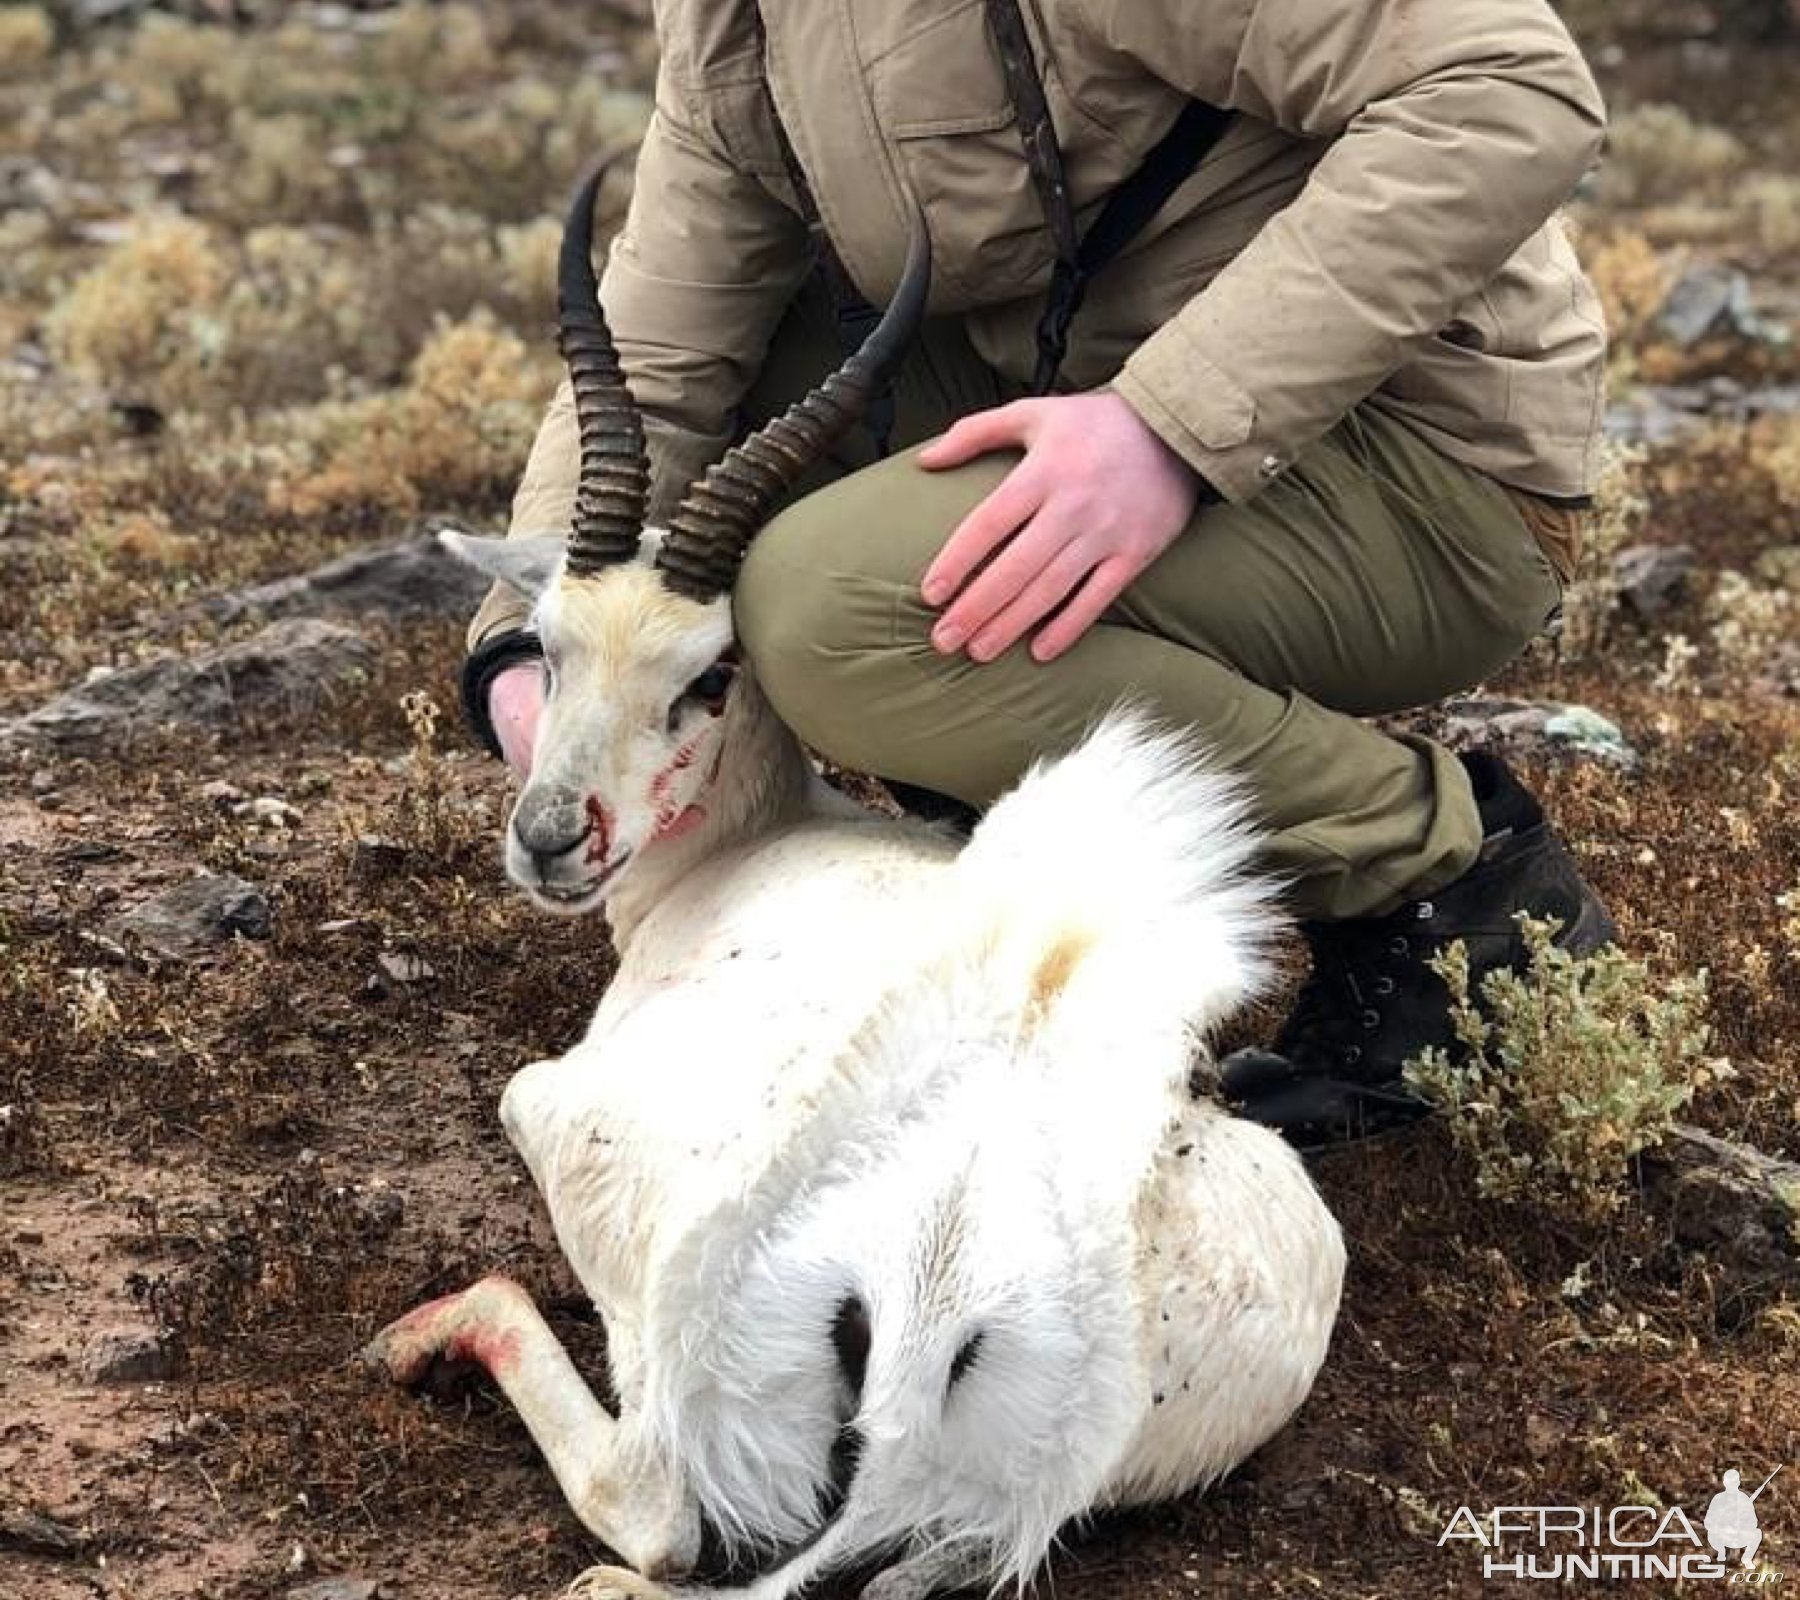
[{"x1": 685, "y1": 660, "x2": 737, "y2": 710}]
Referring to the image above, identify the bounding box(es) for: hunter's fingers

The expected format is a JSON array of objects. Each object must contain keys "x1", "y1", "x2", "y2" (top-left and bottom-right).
[
  {"x1": 1029, "y1": 556, "x2": 1140, "y2": 662},
  {"x1": 964, "y1": 538, "x2": 1098, "y2": 662},
  {"x1": 921, "y1": 457, "x2": 1047, "y2": 608},
  {"x1": 916, "y1": 400, "x2": 1040, "y2": 471}
]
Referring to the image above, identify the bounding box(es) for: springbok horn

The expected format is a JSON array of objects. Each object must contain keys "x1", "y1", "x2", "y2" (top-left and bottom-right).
[
  {"x1": 557, "y1": 156, "x2": 649, "y2": 577},
  {"x1": 655, "y1": 215, "x2": 932, "y2": 603}
]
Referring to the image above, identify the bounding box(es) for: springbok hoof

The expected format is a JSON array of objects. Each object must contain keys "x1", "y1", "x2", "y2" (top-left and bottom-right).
[
  {"x1": 565, "y1": 1565, "x2": 674, "y2": 1600},
  {"x1": 359, "y1": 1288, "x2": 477, "y2": 1388}
]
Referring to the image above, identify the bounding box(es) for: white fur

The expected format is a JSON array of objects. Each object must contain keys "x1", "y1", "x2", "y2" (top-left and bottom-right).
[{"x1": 373, "y1": 546, "x2": 1345, "y2": 1600}]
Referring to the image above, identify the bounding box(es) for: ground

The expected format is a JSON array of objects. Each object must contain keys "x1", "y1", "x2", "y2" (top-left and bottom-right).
[{"x1": 3, "y1": 3, "x2": 1798, "y2": 1597}]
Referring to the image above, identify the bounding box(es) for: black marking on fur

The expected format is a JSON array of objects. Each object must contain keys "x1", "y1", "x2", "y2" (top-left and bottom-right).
[
  {"x1": 832, "y1": 1295, "x2": 871, "y2": 1396},
  {"x1": 748, "y1": 1298, "x2": 873, "y2": 1585},
  {"x1": 947, "y1": 1329, "x2": 985, "y2": 1394},
  {"x1": 823, "y1": 1421, "x2": 864, "y2": 1514}
]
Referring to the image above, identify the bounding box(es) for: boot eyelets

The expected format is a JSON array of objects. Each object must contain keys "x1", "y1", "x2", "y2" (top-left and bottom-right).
[
  {"x1": 1361, "y1": 1008, "x2": 1381, "y2": 1030},
  {"x1": 1387, "y1": 936, "x2": 1410, "y2": 957},
  {"x1": 1373, "y1": 976, "x2": 1396, "y2": 997},
  {"x1": 1342, "y1": 1045, "x2": 1363, "y2": 1066}
]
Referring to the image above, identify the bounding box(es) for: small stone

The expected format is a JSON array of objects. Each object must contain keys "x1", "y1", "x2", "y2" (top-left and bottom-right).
[
  {"x1": 1612, "y1": 543, "x2": 1696, "y2": 619},
  {"x1": 200, "y1": 779, "x2": 248, "y2": 808},
  {"x1": 356, "y1": 1189, "x2": 404, "y2": 1234},
  {"x1": 246, "y1": 795, "x2": 302, "y2": 827},
  {"x1": 1642, "y1": 1126, "x2": 1800, "y2": 1302},
  {"x1": 110, "y1": 873, "x2": 273, "y2": 960},
  {"x1": 351, "y1": 834, "x2": 407, "y2": 877},
  {"x1": 1541, "y1": 705, "x2": 1639, "y2": 766},
  {"x1": 1655, "y1": 265, "x2": 1787, "y2": 348},
  {"x1": 0, "y1": 1507, "x2": 91, "y2": 1555},
  {"x1": 1438, "y1": 697, "x2": 1640, "y2": 772},
  {"x1": 376, "y1": 952, "x2": 434, "y2": 985},
  {"x1": 286, "y1": 1579, "x2": 381, "y2": 1600},
  {"x1": 83, "y1": 1326, "x2": 177, "y2": 1385}
]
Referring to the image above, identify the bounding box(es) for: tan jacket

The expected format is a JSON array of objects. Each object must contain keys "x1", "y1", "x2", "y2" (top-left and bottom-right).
[{"x1": 476, "y1": 0, "x2": 1608, "y2": 647}]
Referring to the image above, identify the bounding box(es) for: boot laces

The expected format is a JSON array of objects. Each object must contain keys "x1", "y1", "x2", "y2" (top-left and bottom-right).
[{"x1": 1277, "y1": 919, "x2": 1414, "y2": 1071}]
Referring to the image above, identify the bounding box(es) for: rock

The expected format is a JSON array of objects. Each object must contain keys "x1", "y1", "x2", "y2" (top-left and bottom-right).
[
  {"x1": 1, "y1": 620, "x2": 375, "y2": 751},
  {"x1": 245, "y1": 795, "x2": 302, "y2": 828},
  {"x1": 0, "y1": 156, "x2": 65, "y2": 214},
  {"x1": 200, "y1": 778, "x2": 248, "y2": 808},
  {"x1": 1641, "y1": 1125, "x2": 1800, "y2": 1312},
  {"x1": 375, "y1": 951, "x2": 434, "y2": 986},
  {"x1": 1437, "y1": 697, "x2": 1640, "y2": 772},
  {"x1": 1612, "y1": 543, "x2": 1696, "y2": 619},
  {"x1": 1656, "y1": 266, "x2": 1789, "y2": 349},
  {"x1": 0, "y1": 1507, "x2": 91, "y2": 1556},
  {"x1": 61, "y1": 0, "x2": 149, "y2": 26},
  {"x1": 350, "y1": 833, "x2": 408, "y2": 880},
  {"x1": 286, "y1": 1579, "x2": 381, "y2": 1600},
  {"x1": 82, "y1": 1326, "x2": 177, "y2": 1385},
  {"x1": 1604, "y1": 378, "x2": 1800, "y2": 444},
  {"x1": 356, "y1": 1187, "x2": 404, "y2": 1234},
  {"x1": 110, "y1": 873, "x2": 272, "y2": 959},
  {"x1": 191, "y1": 537, "x2": 488, "y2": 626}
]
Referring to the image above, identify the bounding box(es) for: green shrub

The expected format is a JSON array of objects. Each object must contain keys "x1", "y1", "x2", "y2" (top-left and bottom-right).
[{"x1": 1404, "y1": 916, "x2": 1726, "y2": 1226}]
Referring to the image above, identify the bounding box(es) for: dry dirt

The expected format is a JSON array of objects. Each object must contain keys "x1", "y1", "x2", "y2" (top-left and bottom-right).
[{"x1": 4, "y1": 4, "x2": 1799, "y2": 1599}]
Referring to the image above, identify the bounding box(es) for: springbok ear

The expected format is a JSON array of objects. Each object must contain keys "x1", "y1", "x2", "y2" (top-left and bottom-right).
[{"x1": 436, "y1": 530, "x2": 566, "y2": 602}]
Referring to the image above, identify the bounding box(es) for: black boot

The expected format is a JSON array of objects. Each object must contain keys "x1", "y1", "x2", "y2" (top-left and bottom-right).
[{"x1": 1220, "y1": 752, "x2": 1617, "y2": 1150}]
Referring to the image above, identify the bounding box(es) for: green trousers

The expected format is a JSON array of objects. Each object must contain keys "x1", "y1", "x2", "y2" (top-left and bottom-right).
[{"x1": 732, "y1": 286, "x2": 1567, "y2": 921}]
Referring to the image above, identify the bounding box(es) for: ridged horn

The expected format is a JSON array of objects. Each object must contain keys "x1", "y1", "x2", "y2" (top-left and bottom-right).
[
  {"x1": 655, "y1": 215, "x2": 932, "y2": 602},
  {"x1": 557, "y1": 157, "x2": 648, "y2": 577}
]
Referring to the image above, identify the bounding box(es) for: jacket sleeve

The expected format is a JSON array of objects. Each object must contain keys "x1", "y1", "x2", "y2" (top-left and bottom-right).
[
  {"x1": 466, "y1": 78, "x2": 812, "y2": 651},
  {"x1": 1097, "y1": 0, "x2": 1607, "y2": 504}
]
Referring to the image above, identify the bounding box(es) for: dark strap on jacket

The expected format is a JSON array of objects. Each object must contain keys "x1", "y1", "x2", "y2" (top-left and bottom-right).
[
  {"x1": 756, "y1": 0, "x2": 1232, "y2": 440},
  {"x1": 983, "y1": 0, "x2": 1233, "y2": 395},
  {"x1": 755, "y1": 9, "x2": 899, "y2": 457}
]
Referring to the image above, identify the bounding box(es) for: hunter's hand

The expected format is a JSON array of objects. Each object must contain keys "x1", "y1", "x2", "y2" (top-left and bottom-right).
[
  {"x1": 917, "y1": 391, "x2": 1204, "y2": 663},
  {"x1": 489, "y1": 661, "x2": 545, "y2": 778}
]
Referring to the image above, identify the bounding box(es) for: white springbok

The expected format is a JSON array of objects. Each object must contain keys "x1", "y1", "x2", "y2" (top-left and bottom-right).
[{"x1": 364, "y1": 168, "x2": 1344, "y2": 1600}]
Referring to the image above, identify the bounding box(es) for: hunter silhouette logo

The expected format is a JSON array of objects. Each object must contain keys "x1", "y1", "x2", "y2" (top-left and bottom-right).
[
  {"x1": 1708, "y1": 1468, "x2": 1780, "y2": 1569},
  {"x1": 1438, "y1": 1463, "x2": 1784, "y2": 1582}
]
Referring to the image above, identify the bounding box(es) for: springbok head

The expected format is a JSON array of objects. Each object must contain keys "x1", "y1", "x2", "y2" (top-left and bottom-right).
[{"x1": 444, "y1": 166, "x2": 930, "y2": 914}]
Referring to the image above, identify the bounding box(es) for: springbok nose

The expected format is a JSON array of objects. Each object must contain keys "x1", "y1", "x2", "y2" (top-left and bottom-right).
[
  {"x1": 511, "y1": 789, "x2": 600, "y2": 867},
  {"x1": 517, "y1": 819, "x2": 589, "y2": 868}
]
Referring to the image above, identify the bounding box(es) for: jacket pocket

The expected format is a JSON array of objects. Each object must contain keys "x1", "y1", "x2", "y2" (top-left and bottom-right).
[
  {"x1": 868, "y1": 0, "x2": 1013, "y2": 135},
  {"x1": 866, "y1": 1, "x2": 1051, "y2": 307}
]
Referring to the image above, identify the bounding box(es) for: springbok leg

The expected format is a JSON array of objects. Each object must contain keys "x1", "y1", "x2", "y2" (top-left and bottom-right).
[
  {"x1": 857, "y1": 1547, "x2": 990, "y2": 1600},
  {"x1": 560, "y1": 1521, "x2": 990, "y2": 1600},
  {"x1": 362, "y1": 1275, "x2": 699, "y2": 1578}
]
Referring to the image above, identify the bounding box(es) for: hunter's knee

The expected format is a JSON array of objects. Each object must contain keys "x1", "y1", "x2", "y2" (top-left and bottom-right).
[{"x1": 735, "y1": 482, "x2": 916, "y2": 756}]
